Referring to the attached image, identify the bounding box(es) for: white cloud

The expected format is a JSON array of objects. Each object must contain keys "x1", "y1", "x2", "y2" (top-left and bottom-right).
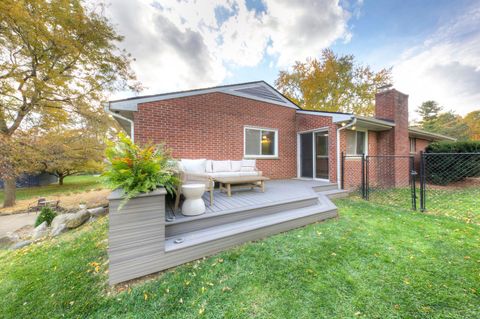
[
  {"x1": 393, "y1": 6, "x2": 480, "y2": 117},
  {"x1": 105, "y1": 0, "x2": 353, "y2": 97}
]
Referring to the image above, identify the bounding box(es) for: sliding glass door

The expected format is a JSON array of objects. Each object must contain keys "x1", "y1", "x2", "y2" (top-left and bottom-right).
[
  {"x1": 299, "y1": 131, "x2": 329, "y2": 180},
  {"x1": 315, "y1": 132, "x2": 329, "y2": 179}
]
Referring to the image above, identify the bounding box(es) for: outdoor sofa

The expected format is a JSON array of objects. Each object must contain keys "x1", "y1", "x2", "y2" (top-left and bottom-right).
[{"x1": 174, "y1": 159, "x2": 262, "y2": 211}]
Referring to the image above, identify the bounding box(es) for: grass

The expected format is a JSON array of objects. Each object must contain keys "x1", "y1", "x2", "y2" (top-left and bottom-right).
[
  {"x1": 0, "y1": 175, "x2": 104, "y2": 205},
  {"x1": 364, "y1": 186, "x2": 480, "y2": 225},
  {"x1": 1, "y1": 199, "x2": 479, "y2": 318}
]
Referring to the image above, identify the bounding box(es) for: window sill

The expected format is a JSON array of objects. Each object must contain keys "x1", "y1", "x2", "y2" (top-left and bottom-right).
[{"x1": 244, "y1": 155, "x2": 279, "y2": 160}]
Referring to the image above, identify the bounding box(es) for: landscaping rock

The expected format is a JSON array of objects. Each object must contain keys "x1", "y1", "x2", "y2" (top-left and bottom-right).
[
  {"x1": 88, "y1": 206, "x2": 108, "y2": 218},
  {"x1": 0, "y1": 236, "x2": 16, "y2": 249},
  {"x1": 51, "y1": 214, "x2": 69, "y2": 229},
  {"x1": 51, "y1": 209, "x2": 90, "y2": 230},
  {"x1": 10, "y1": 240, "x2": 33, "y2": 250},
  {"x1": 50, "y1": 224, "x2": 67, "y2": 237},
  {"x1": 64, "y1": 209, "x2": 90, "y2": 229},
  {"x1": 32, "y1": 221, "x2": 49, "y2": 240}
]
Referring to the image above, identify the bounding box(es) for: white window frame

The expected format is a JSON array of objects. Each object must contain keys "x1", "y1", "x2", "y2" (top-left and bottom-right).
[
  {"x1": 244, "y1": 126, "x2": 279, "y2": 159},
  {"x1": 409, "y1": 137, "x2": 416, "y2": 154},
  {"x1": 346, "y1": 129, "x2": 368, "y2": 156}
]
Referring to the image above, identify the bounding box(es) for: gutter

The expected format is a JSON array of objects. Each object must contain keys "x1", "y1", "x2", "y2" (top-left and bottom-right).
[
  {"x1": 103, "y1": 103, "x2": 135, "y2": 142},
  {"x1": 336, "y1": 117, "x2": 356, "y2": 189}
]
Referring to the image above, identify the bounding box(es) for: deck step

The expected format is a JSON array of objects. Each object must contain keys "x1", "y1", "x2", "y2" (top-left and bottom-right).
[
  {"x1": 166, "y1": 194, "x2": 320, "y2": 237},
  {"x1": 312, "y1": 183, "x2": 338, "y2": 192},
  {"x1": 165, "y1": 200, "x2": 338, "y2": 253},
  {"x1": 320, "y1": 189, "x2": 350, "y2": 199}
]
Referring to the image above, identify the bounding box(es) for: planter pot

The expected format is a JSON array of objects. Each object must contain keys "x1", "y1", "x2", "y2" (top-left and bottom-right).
[{"x1": 108, "y1": 188, "x2": 167, "y2": 285}]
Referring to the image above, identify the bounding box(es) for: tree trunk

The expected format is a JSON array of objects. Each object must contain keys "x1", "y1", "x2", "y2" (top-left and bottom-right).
[
  {"x1": 3, "y1": 176, "x2": 16, "y2": 208},
  {"x1": 58, "y1": 174, "x2": 65, "y2": 185}
]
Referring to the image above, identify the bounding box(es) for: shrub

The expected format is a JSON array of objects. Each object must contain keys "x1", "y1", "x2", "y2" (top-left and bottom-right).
[
  {"x1": 424, "y1": 141, "x2": 480, "y2": 185},
  {"x1": 35, "y1": 207, "x2": 57, "y2": 227},
  {"x1": 425, "y1": 141, "x2": 480, "y2": 153},
  {"x1": 102, "y1": 132, "x2": 179, "y2": 208}
]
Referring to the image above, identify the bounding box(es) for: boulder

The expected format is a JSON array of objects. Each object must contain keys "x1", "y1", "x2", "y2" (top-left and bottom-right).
[
  {"x1": 51, "y1": 214, "x2": 69, "y2": 229},
  {"x1": 50, "y1": 224, "x2": 67, "y2": 237},
  {"x1": 32, "y1": 221, "x2": 48, "y2": 240},
  {"x1": 0, "y1": 236, "x2": 16, "y2": 249},
  {"x1": 88, "y1": 206, "x2": 108, "y2": 218},
  {"x1": 51, "y1": 209, "x2": 90, "y2": 230},
  {"x1": 10, "y1": 240, "x2": 33, "y2": 250},
  {"x1": 64, "y1": 209, "x2": 90, "y2": 229}
]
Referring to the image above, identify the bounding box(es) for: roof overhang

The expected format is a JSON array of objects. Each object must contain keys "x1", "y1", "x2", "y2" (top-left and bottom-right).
[
  {"x1": 108, "y1": 81, "x2": 299, "y2": 112},
  {"x1": 408, "y1": 127, "x2": 456, "y2": 141},
  {"x1": 333, "y1": 115, "x2": 394, "y2": 131},
  {"x1": 296, "y1": 110, "x2": 353, "y2": 123}
]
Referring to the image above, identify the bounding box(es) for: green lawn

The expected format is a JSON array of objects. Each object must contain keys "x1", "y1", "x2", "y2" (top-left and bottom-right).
[
  {"x1": 1, "y1": 199, "x2": 479, "y2": 318},
  {"x1": 364, "y1": 186, "x2": 480, "y2": 225},
  {"x1": 0, "y1": 175, "x2": 104, "y2": 205}
]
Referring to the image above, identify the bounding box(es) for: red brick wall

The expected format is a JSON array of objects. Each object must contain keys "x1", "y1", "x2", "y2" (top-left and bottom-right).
[
  {"x1": 296, "y1": 114, "x2": 338, "y2": 181},
  {"x1": 375, "y1": 89, "x2": 410, "y2": 186},
  {"x1": 134, "y1": 92, "x2": 297, "y2": 179}
]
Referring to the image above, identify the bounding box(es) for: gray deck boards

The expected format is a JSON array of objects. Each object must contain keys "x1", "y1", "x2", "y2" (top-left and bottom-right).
[{"x1": 167, "y1": 179, "x2": 333, "y2": 222}]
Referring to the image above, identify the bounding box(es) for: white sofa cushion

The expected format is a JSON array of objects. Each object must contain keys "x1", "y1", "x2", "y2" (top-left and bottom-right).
[
  {"x1": 212, "y1": 160, "x2": 231, "y2": 172},
  {"x1": 205, "y1": 160, "x2": 213, "y2": 173},
  {"x1": 181, "y1": 159, "x2": 207, "y2": 173},
  {"x1": 240, "y1": 166, "x2": 255, "y2": 172},
  {"x1": 208, "y1": 171, "x2": 260, "y2": 178},
  {"x1": 231, "y1": 160, "x2": 242, "y2": 172},
  {"x1": 242, "y1": 159, "x2": 256, "y2": 167}
]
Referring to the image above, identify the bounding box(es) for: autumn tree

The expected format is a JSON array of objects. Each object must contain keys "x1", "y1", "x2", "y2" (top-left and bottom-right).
[
  {"x1": 35, "y1": 128, "x2": 105, "y2": 185},
  {"x1": 0, "y1": 0, "x2": 139, "y2": 207},
  {"x1": 464, "y1": 110, "x2": 480, "y2": 141},
  {"x1": 416, "y1": 101, "x2": 470, "y2": 140},
  {"x1": 275, "y1": 49, "x2": 392, "y2": 115}
]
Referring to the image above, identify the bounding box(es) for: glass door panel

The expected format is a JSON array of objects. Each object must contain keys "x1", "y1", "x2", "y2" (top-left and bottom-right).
[
  {"x1": 315, "y1": 132, "x2": 329, "y2": 179},
  {"x1": 300, "y1": 133, "x2": 313, "y2": 178}
]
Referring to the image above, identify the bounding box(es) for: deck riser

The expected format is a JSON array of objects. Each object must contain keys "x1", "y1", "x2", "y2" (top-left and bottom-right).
[
  {"x1": 326, "y1": 192, "x2": 350, "y2": 199},
  {"x1": 312, "y1": 184, "x2": 338, "y2": 192},
  {"x1": 109, "y1": 208, "x2": 338, "y2": 285},
  {"x1": 166, "y1": 197, "x2": 319, "y2": 237}
]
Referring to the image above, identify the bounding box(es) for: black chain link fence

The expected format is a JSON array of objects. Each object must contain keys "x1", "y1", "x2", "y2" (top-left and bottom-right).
[
  {"x1": 420, "y1": 153, "x2": 480, "y2": 224},
  {"x1": 341, "y1": 153, "x2": 415, "y2": 210},
  {"x1": 341, "y1": 152, "x2": 480, "y2": 222}
]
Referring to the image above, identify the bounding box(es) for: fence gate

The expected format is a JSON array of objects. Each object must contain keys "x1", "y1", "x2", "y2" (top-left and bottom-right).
[{"x1": 341, "y1": 153, "x2": 417, "y2": 210}]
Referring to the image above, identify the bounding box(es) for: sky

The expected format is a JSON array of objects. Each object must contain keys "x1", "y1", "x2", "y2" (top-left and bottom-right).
[{"x1": 105, "y1": 0, "x2": 480, "y2": 117}]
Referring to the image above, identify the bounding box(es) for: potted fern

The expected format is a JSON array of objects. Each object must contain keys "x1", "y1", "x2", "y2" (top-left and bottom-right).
[
  {"x1": 102, "y1": 133, "x2": 179, "y2": 284},
  {"x1": 103, "y1": 132, "x2": 178, "y2": 207}
]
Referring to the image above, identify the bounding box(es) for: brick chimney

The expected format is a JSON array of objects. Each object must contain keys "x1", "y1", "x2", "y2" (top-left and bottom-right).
[{"x1": 375, "y1": 89, "x2": 409, "y2": 156}]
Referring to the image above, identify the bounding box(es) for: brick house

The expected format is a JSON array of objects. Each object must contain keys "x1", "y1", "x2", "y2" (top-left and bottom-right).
[{"x1": 106, "y1": 81, "x2": 454, "y2": 186}]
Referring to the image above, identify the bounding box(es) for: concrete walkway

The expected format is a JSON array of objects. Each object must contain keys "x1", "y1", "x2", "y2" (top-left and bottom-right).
[{"x1": 0, "y1": 212, "x2": 38, "y2": 237}]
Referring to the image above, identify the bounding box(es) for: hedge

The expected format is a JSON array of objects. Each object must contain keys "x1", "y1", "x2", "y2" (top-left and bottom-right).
[{"x1": 424, "y1": 141, "x2": 480, "y2": 185}]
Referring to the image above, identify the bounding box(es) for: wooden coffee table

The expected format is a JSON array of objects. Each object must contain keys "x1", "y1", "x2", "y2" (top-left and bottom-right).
[{"x1": 215, "y1": 176, "x2": 270, "y2": 197}]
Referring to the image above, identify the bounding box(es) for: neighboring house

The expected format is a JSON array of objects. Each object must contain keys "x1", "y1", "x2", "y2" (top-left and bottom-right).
[
  {"x1": 0, "y1": 172, "x2": 58, "y2": 189},
  {"x1": 106, "y1": 81, "x2": 454, "y2": 184}
]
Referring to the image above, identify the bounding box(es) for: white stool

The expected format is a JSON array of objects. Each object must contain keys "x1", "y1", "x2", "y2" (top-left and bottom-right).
[{"x1": 181, "y1": 184, "x2": 206, "y2": 216}]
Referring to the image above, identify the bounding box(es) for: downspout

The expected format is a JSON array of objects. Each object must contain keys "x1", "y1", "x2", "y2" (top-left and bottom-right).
[
  {"x1": 103, "y1": 103, "x2": 135, "y2": 142},
  {"x1": 336, "y1": 117, "x2": 356, "y2": 189}
]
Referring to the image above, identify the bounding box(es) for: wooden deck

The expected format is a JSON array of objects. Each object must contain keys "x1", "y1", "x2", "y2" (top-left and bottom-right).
[
  {"x1": 110, "y1": 179, "x2": 347, "y2": 284},
  {"x1": 166, "y1": 179, "x2": 334, "y2": 221}
]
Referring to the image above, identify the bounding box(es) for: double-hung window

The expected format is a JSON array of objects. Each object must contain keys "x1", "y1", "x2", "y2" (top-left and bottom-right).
[
  {"x1": 244, "y1": 127, "x2": 278, "y2": 158},
  {"x1": 409, "y1": 137, "x2": 416, "y2": 153},
  {"x1": 346, "y1": 130, "x2": 367, "y2": 156}
]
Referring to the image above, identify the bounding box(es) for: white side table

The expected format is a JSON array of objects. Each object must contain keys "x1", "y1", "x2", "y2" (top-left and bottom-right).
[{"x1": 181, "y1": 184, "x2": 206, "y2": 216}]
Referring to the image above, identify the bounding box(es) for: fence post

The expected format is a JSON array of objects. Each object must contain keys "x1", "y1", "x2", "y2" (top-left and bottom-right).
[
  {"x1": 410, "y1": 156, "x2": 416, "y2": 210},
  {"x1": 365, "y1": 155, "x2": 370, "y2": 200},
  {"x1": 419, "y1": 151, "x2": 425, "y2": 211},
  {"x1": 341, "y1": 152, "x2": 345, "y2": 190},
  {"x1": 361, "y1": 153, "x2": 366, "y2": 199}
]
